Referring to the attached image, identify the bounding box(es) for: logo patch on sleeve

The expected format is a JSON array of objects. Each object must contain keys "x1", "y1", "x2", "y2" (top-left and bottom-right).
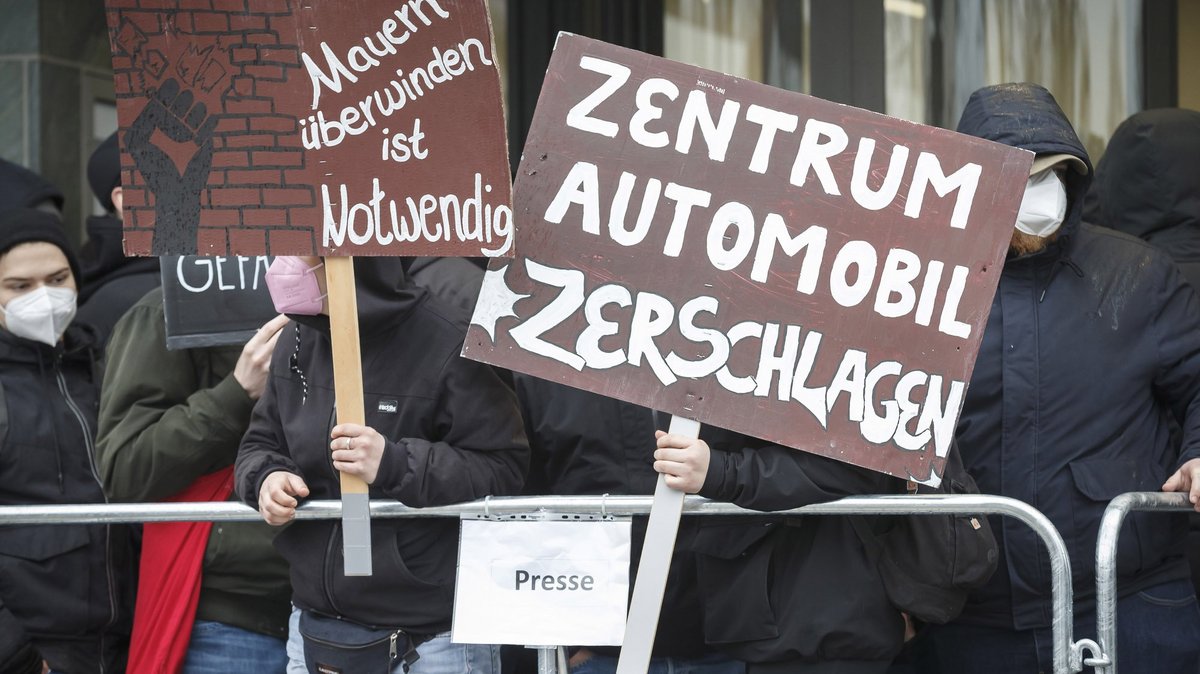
[{"x1": 378, "y1": 399, "x2": 399, "y2": 414}]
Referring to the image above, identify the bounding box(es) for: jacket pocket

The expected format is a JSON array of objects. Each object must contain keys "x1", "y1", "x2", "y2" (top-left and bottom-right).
[
  {"x1": 0, "y1": 525, "x2": 93, "y2": 634},
  {"x1": 692, "y1": 522, "x2": 780, "y2": 645},
  {"x1": 0, "y1": 524, "x2": 89, "y2": 560},
  {"x1": 1069, "y1": 458, "x2": 1172, "y2": 577},
  {"x1": 329, "y1": 523, "x2": 451, "y2": 630}
]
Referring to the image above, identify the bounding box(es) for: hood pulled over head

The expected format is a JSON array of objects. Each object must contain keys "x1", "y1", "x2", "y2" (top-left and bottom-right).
[
  {"x1": 1084, "y1": 108, "x2": 1200, "y2": 242},
  {"x1": 289, "y1": 256, "x2": 424, "y2": 334},
  {"x1": 956, "y1": 83, "x2": 1092, "y2": 244}
]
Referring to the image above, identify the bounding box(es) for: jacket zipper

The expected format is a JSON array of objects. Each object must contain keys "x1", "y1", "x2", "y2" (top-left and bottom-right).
[
  {"x1": 326, "y1": 406, "x2": 339, "y2": 480},
  {"x1": 322, "y1": 406, "x2": 343, "y2": 616},
  {"x1": 56, "y1": 367, "x2": 116, "y2": 673}
]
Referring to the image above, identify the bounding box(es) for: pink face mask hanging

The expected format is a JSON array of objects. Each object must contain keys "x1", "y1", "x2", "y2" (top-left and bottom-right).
[{"x1": 264, "y1": 257, "x2": 327, "y2": 315}]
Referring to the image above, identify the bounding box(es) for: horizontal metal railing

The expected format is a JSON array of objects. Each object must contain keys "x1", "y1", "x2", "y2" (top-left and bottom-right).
[
  {"x1": 1091, "y1": 492, "x2": 1194, "y2": 674},
  {"x1": 0, "y1": 494, "x2": 1081, "y2": 674}
]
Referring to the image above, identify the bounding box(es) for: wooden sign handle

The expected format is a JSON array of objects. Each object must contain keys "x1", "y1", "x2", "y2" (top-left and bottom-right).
[
  {"x1": 325, "y1": 256, "x2": 372, "y2": 576},
  {"x1": 615, "y1": 415, "x2": 701, "y2": 674}
]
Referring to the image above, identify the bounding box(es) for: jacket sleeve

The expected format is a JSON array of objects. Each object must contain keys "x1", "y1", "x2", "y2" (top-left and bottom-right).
[
  {"x1": 96, "y1": 297, "x2": 257, "y2": 502},
  {"x1": 234, "y1": 360, "x2": 302, "y2": 508},
  {"x1": 372, "y1": 353, "x2": 530, "y2": 507},
  {"x1": 1149, "y1": 258, "x2": 1200, "y2": 468},
  {"x1": 698, "y1": 440, "x2": 892, "y2": 512}
]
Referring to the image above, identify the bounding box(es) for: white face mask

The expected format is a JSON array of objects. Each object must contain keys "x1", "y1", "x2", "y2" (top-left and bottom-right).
[
  {"x1": 0, "y1": 286, "x2": 77, "y2": 346},
  {"x1": 1015, "y1": 169, "x2": 1068, "y2": 237}
]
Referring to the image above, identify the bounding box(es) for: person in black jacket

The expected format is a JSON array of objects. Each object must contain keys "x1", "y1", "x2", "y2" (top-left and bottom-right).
[
  {"x1": 234, "y1": 256, "x2": 529, "y2": 674},
  {"x1": 76, "y1": 132, "x2": 160, "y2": 347},
  {"x1": 1083, "y1": 108, "x2": 1200, "y2": 601},
  {"x1": 653, "y1": 431, "x2": 905, "y2": 673},
  {"x1": 0, "y1": 209, "x2": 135, "y2": 674},
  {"x1": 513, "y1": 376, "x2": 745, "y2": 674},
  {"x1": 918, "y1": 84, "x2": 1200, "y2": 673}
]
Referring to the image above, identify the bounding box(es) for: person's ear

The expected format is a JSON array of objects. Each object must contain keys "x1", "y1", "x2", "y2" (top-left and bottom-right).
[{"x1": 110, "y1": 186, "x2": 123, "y2": 217}]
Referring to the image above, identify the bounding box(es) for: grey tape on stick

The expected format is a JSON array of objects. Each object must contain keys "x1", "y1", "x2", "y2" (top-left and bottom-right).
[{"x1": 343, "y1": 492, "x2": 373, "y2": 576}]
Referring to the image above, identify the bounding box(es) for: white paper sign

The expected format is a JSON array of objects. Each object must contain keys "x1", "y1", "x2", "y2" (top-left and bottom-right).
[{"x1": 452, "y1": 519, "x2": 631, "y2": 646}]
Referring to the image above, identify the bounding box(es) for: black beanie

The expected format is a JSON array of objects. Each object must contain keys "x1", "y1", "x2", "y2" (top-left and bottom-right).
[
  {"x1": 0, "y1": 209, "x2": 82, "y2": 283},
  {"x1": 87, "y1": 132, "x2": 121, "y2": 213}
]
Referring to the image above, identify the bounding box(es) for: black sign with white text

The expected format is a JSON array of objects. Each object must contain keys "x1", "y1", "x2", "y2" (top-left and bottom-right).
[{"x1": 161, "y1": 255, "x2": 277, "y2": 350}]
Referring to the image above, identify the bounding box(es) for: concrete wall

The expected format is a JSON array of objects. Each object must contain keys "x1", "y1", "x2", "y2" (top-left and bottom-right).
[{"x1": 0, "y1": 0, "x2": 114, "y2": 245}]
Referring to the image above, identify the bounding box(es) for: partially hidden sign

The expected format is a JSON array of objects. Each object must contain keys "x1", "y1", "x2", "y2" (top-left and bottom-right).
[
  {"x1": 463, "y1": 35, "x2": 1032, "y2": 485},
  {"x1": 106, "y1": 0, "x2": 513, "y2": 258},
  {"x1": 161, "y1": 255, "x2": 276, "y2": 350}
]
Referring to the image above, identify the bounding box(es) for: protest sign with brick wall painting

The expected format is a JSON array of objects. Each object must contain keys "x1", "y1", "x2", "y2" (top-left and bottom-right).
[
  {"x1": 463, "y1": 35, "x2": 1033, "y2": 485},
  {"x1": 106, "y1": 0, "x2": 512, "y2": 258}
]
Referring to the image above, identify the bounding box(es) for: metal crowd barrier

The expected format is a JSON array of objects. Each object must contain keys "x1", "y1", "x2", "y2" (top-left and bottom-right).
[
  {"x1": 1091, "y1": 492, "x2": 1195, "y2": 674},
  {"x1": 0, "y1": 494, "x2": 1081, "y2": 674}
]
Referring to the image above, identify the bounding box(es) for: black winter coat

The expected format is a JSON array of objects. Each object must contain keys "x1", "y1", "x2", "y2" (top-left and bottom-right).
[
  {"x1": 693, "y1": 442, "x2": 904, "y2": 665},
  {"x1": 953, "y1": 84, "x2": 1200, "y2": 629},
  {"x1": 1084, "y1": 107, "x2": 1200, "y2": 603},
  {"x1": 0, "y1": 326, "x2": 135, "y2": 674},
  {"x1": 234, "y1": 257, "x2": 529, "y2": 633}
]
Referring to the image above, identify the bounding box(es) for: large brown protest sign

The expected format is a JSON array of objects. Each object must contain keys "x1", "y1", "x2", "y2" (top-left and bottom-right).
[
  {"x1": 463, "y1": 35, "x2": 1033, "y2": 485},
  {"x1": 105, "y1": 0, "x2": 512, "y2": 258}
]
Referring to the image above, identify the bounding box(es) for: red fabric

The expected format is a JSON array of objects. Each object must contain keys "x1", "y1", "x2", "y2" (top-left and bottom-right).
[{"x1": 127, "y1": 468, "x2": 234, "y2": 674}]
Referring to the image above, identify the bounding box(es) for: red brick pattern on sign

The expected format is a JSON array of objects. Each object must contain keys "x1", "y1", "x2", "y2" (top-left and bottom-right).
[{"x1": 106, "y1": 0, "x2": 513, "y2": 259}]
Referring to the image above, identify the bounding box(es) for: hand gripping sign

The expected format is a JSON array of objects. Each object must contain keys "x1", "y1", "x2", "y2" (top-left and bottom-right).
[
  {"x1": 462, "y1": 34, "x2": 1031, "y2": 669},
  {"x1": 106, "y1": 0, "x2": 513, "y2": 574}
]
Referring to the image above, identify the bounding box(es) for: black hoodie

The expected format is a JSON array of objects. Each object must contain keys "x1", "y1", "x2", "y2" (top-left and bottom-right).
[
  {"x1": 0, "y1": 324, "x2": 135, "y2": 673},
  {"x1": 75, "y1": 214, "x2": 161, "y2": 347},
  {"x1": 953, "y1": 84, "x2": 1200, "y2": 629},
  {"x1": 234, "y1": 257, "x2": 529, "y2": 632}
]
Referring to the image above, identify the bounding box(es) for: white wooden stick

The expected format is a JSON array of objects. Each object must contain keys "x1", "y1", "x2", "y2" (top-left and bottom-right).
[{"x1": 615, "y1": 415, "x2": 701, "y2": 674}]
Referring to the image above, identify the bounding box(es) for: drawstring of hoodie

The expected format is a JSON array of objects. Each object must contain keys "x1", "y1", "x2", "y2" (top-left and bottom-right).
[
  {"x1": 289, "y1": 323, "x2": 309, "y2": 405},
  {"x1": 35, "y1": 350, "x2": 66, "y2": 493},
  {"x1": 1039, "y1": 256, "x2": 1084, "y2": 303}
]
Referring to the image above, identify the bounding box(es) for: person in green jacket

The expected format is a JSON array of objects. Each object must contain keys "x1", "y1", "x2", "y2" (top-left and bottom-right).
[{"x1": 96, "y1": 287, "x2": 292, "y2": 674}]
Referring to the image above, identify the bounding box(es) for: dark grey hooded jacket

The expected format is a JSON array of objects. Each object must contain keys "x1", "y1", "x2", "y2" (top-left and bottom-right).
[{"x1": 954, "y1": 84, "x2": 1200, "y2": 629}]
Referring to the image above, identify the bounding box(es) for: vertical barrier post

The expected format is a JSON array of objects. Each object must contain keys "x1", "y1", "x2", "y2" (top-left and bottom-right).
[
  {"x1": 534, "y1": 646, "x2": 559, "y2": 674},
  {"x1": 1091, "y1": 492, "x2": 1194, "y2": 674}
]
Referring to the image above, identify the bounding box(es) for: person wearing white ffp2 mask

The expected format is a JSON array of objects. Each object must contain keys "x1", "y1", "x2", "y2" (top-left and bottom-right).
[
  {"x1": 1016, "y1": 168, "x2": 1068, "y2": 237},
  {"x1": 1009, "y1": 152, "x2": 1085, "y2": 257},
  {"x1": 0, "y1": 208, "x2": 135, "y2": 674},
  {"x1": 0, "y1": 209, "x2": 80, "y2": 347}
]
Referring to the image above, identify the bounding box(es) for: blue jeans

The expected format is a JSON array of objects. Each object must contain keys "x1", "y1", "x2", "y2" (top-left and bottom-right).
[
  {"x1": 916, "y1": 579, "x2": 1200, "y2": 674},
  {"x1": 181, "y1": 620, "x2": 289, "y2": 674},
  {"x1": 286, "y1": 608, "x2": 500, "y2": 674},
  {"x1": 571, "y1": 651, "x2": 745, "y2": 674}
]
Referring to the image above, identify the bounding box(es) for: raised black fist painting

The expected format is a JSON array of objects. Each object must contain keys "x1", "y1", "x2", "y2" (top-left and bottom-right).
[{"x1": 126, "y1": 78, "x2": 218, "y2": 255}]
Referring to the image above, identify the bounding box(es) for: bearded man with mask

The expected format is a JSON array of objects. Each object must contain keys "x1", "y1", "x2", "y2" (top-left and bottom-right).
[
  {"x1": 0, "y1": 209, "x2": 135, "y2": 674},
  {"x1": 912, "y1": 83, "x2": 1200, "y2": 673}
]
